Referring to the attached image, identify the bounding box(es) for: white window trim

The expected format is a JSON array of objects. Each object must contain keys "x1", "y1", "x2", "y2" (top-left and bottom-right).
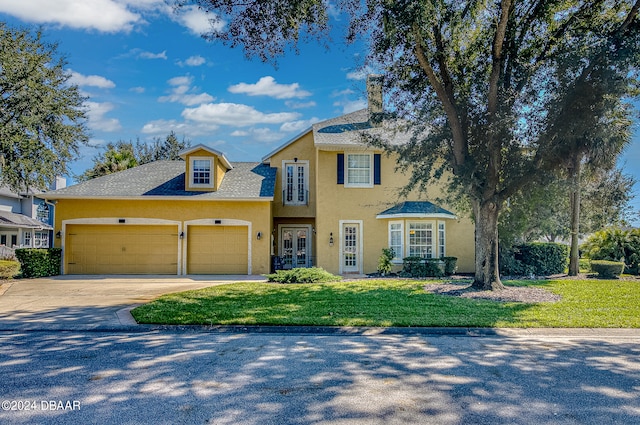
[
  {"x1": 438, "y1": 221, "x2": 446, "y2": 258},
  {"x1": 282, "y1": 160, "x2": 309, "y2": 206},
  {"x1": 344, "y1": 152, "x2": 374, "y2": 188},
  {"x1": 388, "y1": 220, "x2": 404, "y2": 263},
  {"x1": 189, "y1": 157, "x2": 214, "y2": 189},
  {"x1": 339, "y1": 220, "x2": 363, "y2": 274}
]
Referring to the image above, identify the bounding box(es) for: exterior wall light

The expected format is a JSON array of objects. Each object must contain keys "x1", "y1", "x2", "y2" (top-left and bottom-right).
[
  {"x1": 55, "y1": 231, "x2": 61, "y2": 239},
  {"x1": 257, "y1": 231, "x2": 262, "y2": 240},
  {"x1": 329, "y1": 232, "x2": 334, "y2": 247},
  {"x1": 179, "y1": 232, "x2": 184, "y2": 239}
]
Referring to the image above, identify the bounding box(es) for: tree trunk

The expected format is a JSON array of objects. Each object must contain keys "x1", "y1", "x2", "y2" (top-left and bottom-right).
[
  {"x1": 568, "y1": 157, "x2": 581, "y2": 276},
  {"x1": 472, "y1": 199, "x2": 505, "y2": 290}
]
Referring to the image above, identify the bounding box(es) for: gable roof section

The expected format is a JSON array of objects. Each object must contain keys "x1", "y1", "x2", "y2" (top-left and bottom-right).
[
  {"x1": 179, "y1": 144, "x2": 233, "y2": 170},
  {"x1": 376, "y1": 201, "x2": 457, "y2": 219},
  {"x1": 41, "y1": 161, "x2": 276, "y2": 201}
]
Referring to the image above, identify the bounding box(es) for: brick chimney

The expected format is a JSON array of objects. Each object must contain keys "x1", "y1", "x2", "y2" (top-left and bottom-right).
[{"x1": 367, "y1": 74, "x2": 383, "y2": 127}]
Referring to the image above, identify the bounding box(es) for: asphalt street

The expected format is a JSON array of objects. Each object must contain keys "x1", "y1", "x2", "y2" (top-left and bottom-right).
[{"x1": 1, "y1": 329, "x2": 639, "y2": 425}]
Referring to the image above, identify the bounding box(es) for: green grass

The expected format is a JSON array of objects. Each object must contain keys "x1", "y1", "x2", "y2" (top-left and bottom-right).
[{"x1": 130, "y1": 279, "x2": 640, "y2": 328}]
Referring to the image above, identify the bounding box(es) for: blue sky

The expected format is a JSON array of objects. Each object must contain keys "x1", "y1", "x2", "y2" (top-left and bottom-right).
[
  {"x1": 0, "y1": 0, "x2": 368, "y2": 179},
  {"x1": 1, "y1": 0, "x2": 639, "y2": 220}
]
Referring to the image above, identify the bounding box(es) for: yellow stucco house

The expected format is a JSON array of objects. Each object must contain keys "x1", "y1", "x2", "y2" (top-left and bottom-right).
[{"x1": 42, "y1": 78, "x2": 475, "y2": 276}]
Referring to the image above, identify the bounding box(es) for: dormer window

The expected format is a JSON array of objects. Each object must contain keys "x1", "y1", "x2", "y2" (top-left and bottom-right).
[{"x1": 190, "y1": 157, "x2": 214, "y2": 188}]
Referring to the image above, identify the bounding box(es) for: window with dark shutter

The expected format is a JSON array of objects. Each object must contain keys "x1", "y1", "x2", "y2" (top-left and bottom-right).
[
  {"x1": 337, "y1": 153, "x2": 344, "y2": 184},
  {"x1": 374, "y1": 153, "x2": 381, "y2": 185}
]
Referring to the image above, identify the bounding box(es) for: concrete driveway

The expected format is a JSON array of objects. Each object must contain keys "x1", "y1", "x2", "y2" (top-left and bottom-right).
[{"x1": 0, "y1": 275, "x2": 266, "y2": 331}]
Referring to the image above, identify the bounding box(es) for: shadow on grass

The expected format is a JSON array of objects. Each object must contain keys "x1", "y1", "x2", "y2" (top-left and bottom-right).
[{"x1": 131, "y1": 281, "x2": 538, "y2": 327}]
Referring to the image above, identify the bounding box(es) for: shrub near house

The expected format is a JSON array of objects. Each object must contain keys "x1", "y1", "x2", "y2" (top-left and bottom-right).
[{"x1": 15, "y1": 248, "x2": 62, "y2": 278}]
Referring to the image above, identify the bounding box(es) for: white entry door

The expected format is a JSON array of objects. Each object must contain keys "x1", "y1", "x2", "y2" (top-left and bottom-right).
[
  {"x1": 281, "y1": 227, "x2": 310, "y2": 268},
  {"x1": 342, "y1": 223, "x2": 360, "y2": 273}
]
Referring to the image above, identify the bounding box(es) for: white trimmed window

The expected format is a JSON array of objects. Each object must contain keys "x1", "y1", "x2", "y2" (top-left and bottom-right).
[
  {"x1": 35, "y1": 231, "x2": 49, "y2": 248},
  {"x1": 408, "y1": 222, "x2": 433, "y2": 258},
  {"x1": 438, "y1": 222, "x2": 446, "y2": 258},
  {"x1": 283, "y1": 161, "x2": 308, "y2": 205},
  {"x1": 190, "y1": 157, "x2": 213, "y2": 188},
  {"x1": 345, "y1": 153, "x2": 373, "y2": 187},
  {"x1": 389, "y1": 221, "x2": 404, "y2": 262},
  {"x1": 24, "y1": 231, "x2": 31, "y2": 247}
]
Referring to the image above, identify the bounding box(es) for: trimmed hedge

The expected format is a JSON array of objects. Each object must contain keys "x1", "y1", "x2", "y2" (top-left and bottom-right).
[
  {"x1": 265, "y1": 267, "x2": 342, "y2": 283},
  {"x1": 15, "y1": 248, "x2": 62, "y2": 278},
  {"x1": 581, "y1": 228, "x2": 640, "y2": 274},
  {"x1": 401, "y1": 257, "x2": 444, "y2": 278},
  {"x1": 500, "y1": 243, "x2": 569, "y2": 276},
  {"x1": 0, "y1": 260, "x2": 21, "y2": 279},
  {"x1": 590, "y1": 260, "x2": 625, "y2": 278}
]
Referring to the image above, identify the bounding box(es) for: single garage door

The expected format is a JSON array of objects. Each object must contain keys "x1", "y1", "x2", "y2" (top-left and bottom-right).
[
  {"x1": 187, "y1": 225, "x2": 248, "y2": 274},
  {"x1": 65, "y1": 224, "x2": 179, "y2": 274}
]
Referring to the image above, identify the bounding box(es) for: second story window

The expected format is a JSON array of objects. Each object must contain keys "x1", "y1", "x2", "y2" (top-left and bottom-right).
[
  {"x1": 346, "y1": 154, "x2": 372, "y2": 187},
  {"x1": 283, "y1": 160, "x2": 308, "y2": 205},
  {"x1": 190, "y1": 157, "x2": 214, "y2": 188}
]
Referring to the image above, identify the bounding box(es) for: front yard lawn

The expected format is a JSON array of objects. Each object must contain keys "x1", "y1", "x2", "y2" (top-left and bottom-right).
[{"x1": 130, "y1": 279, "x2": 640, "y2": 328}]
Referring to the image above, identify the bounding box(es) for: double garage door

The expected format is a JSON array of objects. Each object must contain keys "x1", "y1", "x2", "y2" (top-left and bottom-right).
[{"x1": 65, "y1": 224, "x2": 248, "y2": 275}]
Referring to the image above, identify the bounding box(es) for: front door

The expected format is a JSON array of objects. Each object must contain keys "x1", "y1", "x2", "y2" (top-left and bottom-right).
[
  {"x1": 342, "y1": 223, "x2": 360, "y2": 273},
  {"x1": 281, "y1": 227, "x2": 310, "y2": 269}
]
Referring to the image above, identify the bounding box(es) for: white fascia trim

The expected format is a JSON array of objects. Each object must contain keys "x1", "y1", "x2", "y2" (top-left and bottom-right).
[
  {"x1": 376, "y1": 213, "x2": 458, "y2": 220},
  {"x1": 261, "y1": 128, "x2": 313, "y2": 163},
  {"x1": 41, "y1": 196, "x2": 274, "y2": 202}
]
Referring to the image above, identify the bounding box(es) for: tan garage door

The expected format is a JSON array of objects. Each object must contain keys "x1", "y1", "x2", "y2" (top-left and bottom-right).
[
  {"x1": 187, "y1": 226, "x2": 248, "y2": 274},
  {"x1": 65, "y1": 224, "x2": 179, "y2": 275}
]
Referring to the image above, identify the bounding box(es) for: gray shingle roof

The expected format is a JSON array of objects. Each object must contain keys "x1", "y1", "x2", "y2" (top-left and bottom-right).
[
  {"x1": 0, "y1": 211, "x2": 52, "y2": 229},
  {"x1": 42, "y1": 161, "x2": 276, "y2": 200},
  {"x1": 312, "y1": 109, "x2": 412, "y2": 148},
  {"x1": 377, "y1": 201, "x2": 457, "y2": 219}
]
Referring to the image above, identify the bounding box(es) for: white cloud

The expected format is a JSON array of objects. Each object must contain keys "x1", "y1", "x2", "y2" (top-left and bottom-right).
[
  {"x1": 171, "y1": 5, "x2": 224, "y2": 35},
  {"x1": 280, "y1": 118, "x2": 320, "y2": 134},
  {"x1": 335, "y1": 99, "x2": 367, "y2": 114},
  {"x1": 228, "y1": 76, "x2": 312, "y2": 99},
  {"x1": 158, "y1": 75, "x2": 214, "y2": 106},
  {"x1": 85, "y1": 101, "x2": 122, "y2": 132},
  {"x1": 184, "y1": 55, "x2": 207, "y2": 66},
  {"x1": 130, "y1": 86, "x2": 145, "y2": 94},
  {"x1": 346, "y1": 67, "x2": 375, "y2": 81},
  {"x1": 0, "y1": 0, "x2": 142, "y2": 33},
  {"x1": 231, "y1": 130, "x2": 249, "y2": 137},
  {"x1": 182, "y1": 103, "x2": 300, "y2": 127},
  {"x1": 138, "y1": 50, "x2": 167, "y2": 60},
  {"x1": 141, "y1": 119, "x2": 219, "y2": 138},
  {"x1": 285, "y1": 100, "x2": 317, "y2": 109},
  {"x1": 68, "y1": 70, "x2": 115, "y2": 89}
]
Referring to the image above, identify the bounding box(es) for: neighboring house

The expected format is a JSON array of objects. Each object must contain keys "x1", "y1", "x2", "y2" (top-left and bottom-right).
[
  {"x1": 0, "y1": 177, "x2": 64, "y2": 251},
  {"x1": 42, "y1": 77, "x2": 475, "y2": 275}
]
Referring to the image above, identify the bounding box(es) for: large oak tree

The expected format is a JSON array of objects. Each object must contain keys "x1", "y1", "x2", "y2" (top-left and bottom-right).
[
  {"x1": 181, "y1": 0, "x2": 640, "y2": 289},
  {"x1": 0, "y1": 24, "x2": 89, "y2": 192}
]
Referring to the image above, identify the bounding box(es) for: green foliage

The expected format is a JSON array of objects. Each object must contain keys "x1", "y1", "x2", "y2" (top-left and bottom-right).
[
  {"x1": 79, "y1": 132, "x2": 191, "y2": 181},
  {"x1": 401, "y1": 257, "x2": 444, "y2": 278},
  {"x1": 581, "y1": 228, "x2": 640, "y2": 274},
  {"x1": 15, "y1": 248, "x2": 62, "y2": 278},
  {"x1": 0, "y1": 260, "x2": 20, "y2": 279},
  {"x1": 377, "y1": 248, "x2": 395, "y2": 275},
  {"x1": 0, "y1": 24, "x2": 89, "y2": 191},
  {"x1": 590, "y1": 260, "x2": 625, "y2": 279},
  {"x1": 442, "y1": 257, "x2": 458, "y2": 276},
  {"x1": 499, "y1": 167, "x2": 636, "y2": 246},
  {"x1": 265, "y1": 267, "x2": 341, "y2": 283},
  {"x1": 500, "y1": 243, "x2": 569, "y2": 276}
]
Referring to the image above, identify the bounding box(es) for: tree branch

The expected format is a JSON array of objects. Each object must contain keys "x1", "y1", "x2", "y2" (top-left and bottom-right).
[{"x1": 412, "y1": 23, "x2": 467, "y2": 172}]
